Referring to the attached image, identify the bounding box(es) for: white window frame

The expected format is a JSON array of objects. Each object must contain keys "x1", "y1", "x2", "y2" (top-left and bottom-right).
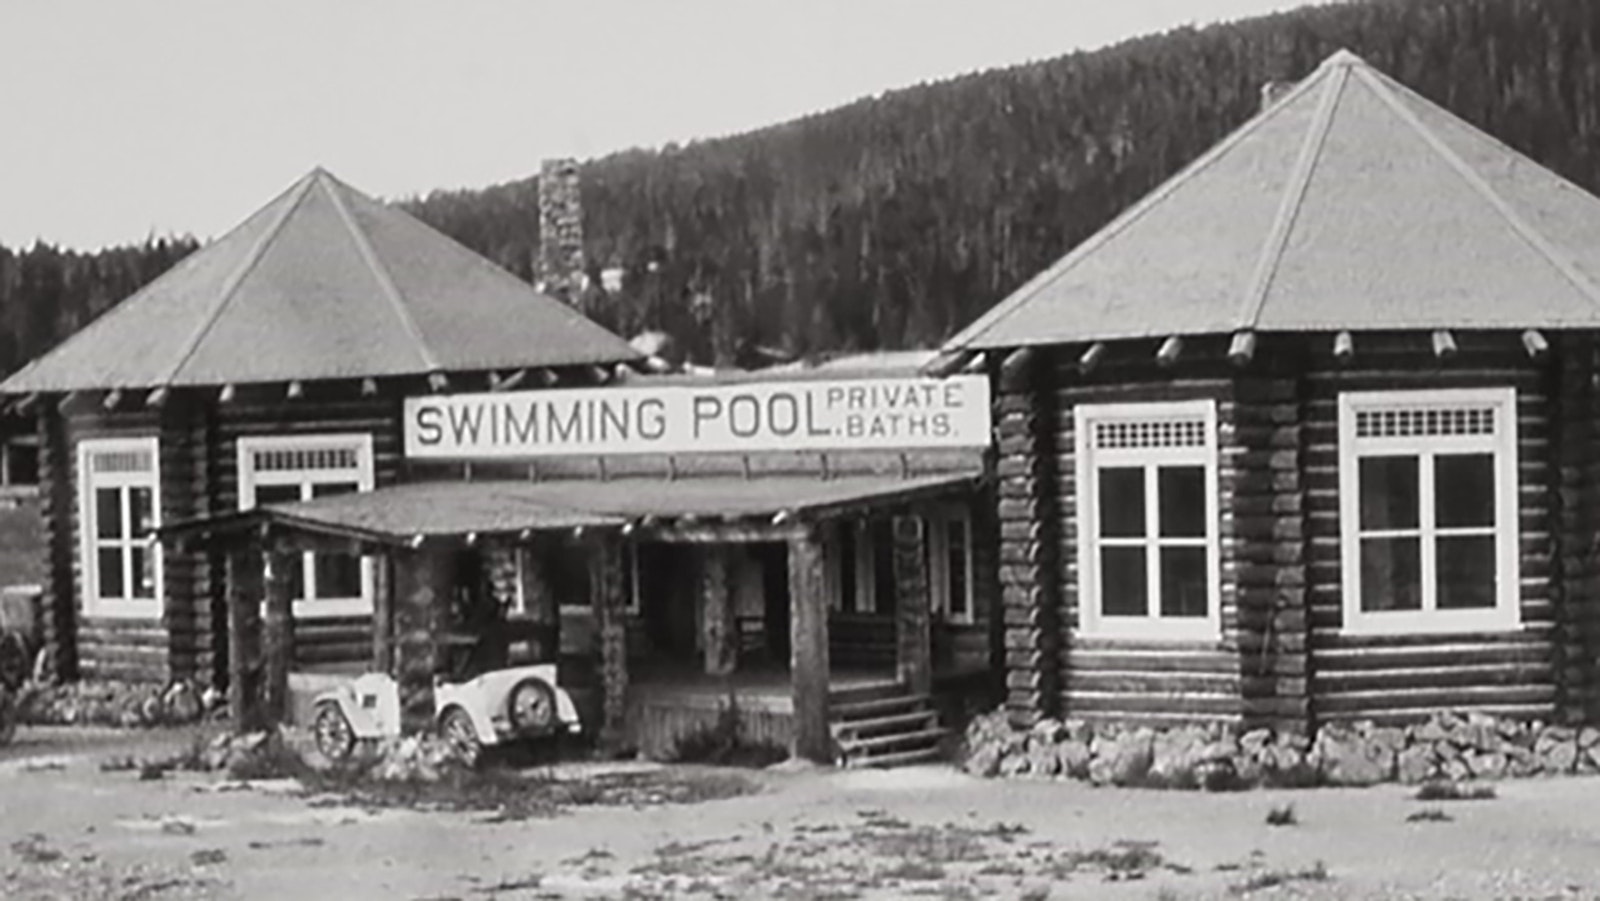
[
  {"x1": 78, "y1": 437, "x2": 163, "y2": 619},
  {"x1": 927, "y1": 507, "x2": 975, "y2": 625},
  {"x1": 828, "y1": 520, "x2": 880, "y2": 615},
  {"x1": 1337, "y1": 387, "x2": 1520, "y2": 635},
  {"x1": 237, "y1": 434, "x2": 374, "y2": 618},
  {"x1": 1075, "y1": 399, "x2": 1221, "y2": 640}
]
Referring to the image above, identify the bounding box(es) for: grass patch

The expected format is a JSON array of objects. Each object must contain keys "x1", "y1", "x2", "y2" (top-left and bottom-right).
[
  {"x1": 879, "y1": 859, "x2": 947, "y2": 881},
  {"x1": 1264, "y1": 803, "x2": 1297, "y2": 827},
  {"x1": 1414, "y1": 780, "x2": 1497, "y2": 801},
  {"x1": 1406, "y1": 807, "x2": 1452, "y2": 823},
  {"x1": 1043, "y1": 840, "x2": 1172, "y2": 881},
  {"x1": 1230, "y1": 861, "x2": 1329, "y2": 894},
  {"x1": 10, "y1": 833, "x2": 62, "y2": 864}
]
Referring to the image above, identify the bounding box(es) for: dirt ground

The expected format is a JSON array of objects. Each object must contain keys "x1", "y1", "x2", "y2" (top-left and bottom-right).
[{"x1": 3, "y1": 725, "x2": 1600, "y2": 900}]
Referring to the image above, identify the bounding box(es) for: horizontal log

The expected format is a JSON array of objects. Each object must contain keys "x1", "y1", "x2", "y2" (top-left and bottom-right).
[
  {"x1": 1061, "y1": 691, "x2": 1243, "y2": 716},
  {"x1": 1063, "y1": 647, "x2": 1237, "y2": 673},
  {"x1": 1064, "y1": 670, "x2": 1240, "y2": 695},
  {"x1": 1313, "y1": 662, "x2": 1554, "y2": 693},
  {"x1": 1315, "y1": 684, "x2": 1555, "y2": 715}
]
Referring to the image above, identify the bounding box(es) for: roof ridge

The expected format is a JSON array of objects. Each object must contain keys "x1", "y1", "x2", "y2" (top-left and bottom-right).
[
  {"x1": 1235, "y1": 62, "x2": 1350, "y2": 330},
  {"x1": 1353, "y1": 65, "x2": 1600, "y2": 313},
  {"x1": 944, "y1": 70, "x2": 1331, "y2": 350},
  {"x1": 318, "y1": 172, "x2": 441, "y2": 373},
  {"x1": 160, "y1": 171, "x2": 319, "y2": 388}
]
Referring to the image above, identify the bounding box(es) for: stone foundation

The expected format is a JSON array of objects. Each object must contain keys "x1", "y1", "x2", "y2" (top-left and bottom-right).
[{"x1": 961, "y1": 707, "x2": 1600, "y2": 788}]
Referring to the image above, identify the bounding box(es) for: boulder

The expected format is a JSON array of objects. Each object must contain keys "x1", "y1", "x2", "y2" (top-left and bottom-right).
[
  {"x1": 1396, "y1": 744, "x2": 1437, "y2": 784},
  {"x1": 1056, "y1": 738, "x2": 1091, "y2": 779},
  {"x1": 998, "y1": 750, "x2": 1031, "y2": 777},
  {"x1": 1089, "y1": 728, "x2": 1154, "y2": 786},
  {"x1": 1025, "y1": 739, "x2": 1061, "y2": 777},
  {"x1": 1313, "y1": 724, "x2": 1391, "y2": 786},
  {"x1": 963, "y1": 742, "x2": 1005, "y2": 778},
  {"x1": 1534, "y1": 734, "x2": 1578, "y2": 775},
  {"x1": 1148, "y1": 726, "x2": 1211, "y2": 788},
  {"x1": 1466, "y1": 752, "x2": 1508, "y2": 780}
]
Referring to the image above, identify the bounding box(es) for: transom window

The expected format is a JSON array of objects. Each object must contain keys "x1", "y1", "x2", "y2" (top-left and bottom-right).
[
  {"x1": 1076, "y1": 400, "x2": 1220, "y2": 639},
  {"x1": 78, "y1": 437, "x2": 162, "y2": 618},
  {"x1": 238, "y1": 434, "x2": 374, "y2": 617},
  {"x1": 1338, "y1": 388, "x2": 1519, "y2": 634}
]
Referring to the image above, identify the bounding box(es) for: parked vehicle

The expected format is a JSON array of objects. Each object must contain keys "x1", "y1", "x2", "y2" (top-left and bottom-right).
[{"x1": 310, "y1": 663, "x2": 581, "y2": 764}]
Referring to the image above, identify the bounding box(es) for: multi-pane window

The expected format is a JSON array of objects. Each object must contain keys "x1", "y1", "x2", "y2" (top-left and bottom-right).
[
  {"x1": 1338, "y1": 389, "x2": 1519, "y2": 634},
  {"x1": 927, "y1": 510, "x2": 974, "y2": 623},
  {"x1": 78, "y1": 438, "x2": 162, "y2": 617},
  {"x1": 238, "y1": 435, "x2": 374, "y2": 617},
  {"x1": 826, "y1": 514, "x2": 974, "y2": 623},
  {"x1": 1075, "y1": 400, "x2": 1220, "y2": 639}
]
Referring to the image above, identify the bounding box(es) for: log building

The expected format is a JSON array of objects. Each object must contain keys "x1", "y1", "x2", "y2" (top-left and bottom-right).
[{"x1": 934, "y1": 50, "x2": 1600, "y2": 735}]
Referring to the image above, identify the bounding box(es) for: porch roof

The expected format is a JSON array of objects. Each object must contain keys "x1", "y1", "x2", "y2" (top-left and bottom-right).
[{"x1": 161, "y1": 471, "x2": 981, "y2": 547}]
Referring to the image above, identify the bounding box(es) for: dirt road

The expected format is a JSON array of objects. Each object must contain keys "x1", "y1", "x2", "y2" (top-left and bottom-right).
[{"x1": 2, "y1": 724, "x2": 1600, "y2": 899}]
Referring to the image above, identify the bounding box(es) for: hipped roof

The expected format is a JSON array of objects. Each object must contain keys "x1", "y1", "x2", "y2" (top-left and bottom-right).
[
  {"x1": 2, "y1": 169, "x2": 640, "y2": 393},
  {"x1": 946, "y1": 50, "x2": 1600, "y2": 351},
  {"x1": 160, "y1": 473, "x2": 980, "y2": 547}
]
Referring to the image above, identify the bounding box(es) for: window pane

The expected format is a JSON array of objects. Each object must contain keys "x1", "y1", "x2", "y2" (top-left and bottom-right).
[
  {"x1": 1435, "y1": 454, "x2": 1495, "y2": 529},
  {"x1": 1359, "y1": 456, "x2": 1420, "y2": 531},
  {"x1": 1158, "y1": 466, "x2": 1206, "y2": 538},
  {"x1": 1098, "y1": 467, "x2": 1145, "y2": 538},
  {"x1": 946, "y1": 519, "x2": 969, "y2": 618},
  {"x1": 1437, "y1": 535, "x2": 1497, "y2": 609},
  {"x1": 266, "y1": 553, "x2": 304, "y2": 601},
  {"x1": 255, "y1": 484, "x2": 301, "y2": 507},
  {"x1": 129, "y1": 487, "x2": 155, "y2": 537},
  {"x1": 95, "y1": 488, "x2": 122, "y2": 539},
  {"x1": 312, "y1": 482, "x2": 359, "y2": 499},
  {"x1": 870, "y1": 520, "x2": 895, "y2": 613},
  {"x1": 1160, "y1": 547, "x2": 1208, "y2": 617},
  {"x1": 1359, "y1": 536, "x2": 1422, "y2": 611},
  {"x1": 837, "y1": 526, "x2": 857, "y2": 612},
  {"x1": 130, "y1": 544, "x2": 157, "y2": 599},
  {"x1": 313, "y1": 553, "x2": 363, "y2": 600},
  {"x1": 97, "y1": 548, "x2": 125, "y2": 599},
  {"x1": 1100, "y1": 546, "x2": 1147, "y2": 616}
]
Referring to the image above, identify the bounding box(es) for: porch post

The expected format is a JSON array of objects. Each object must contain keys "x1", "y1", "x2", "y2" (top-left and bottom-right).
[
  {"x1": 521, "y1": 539, "x2": 559, "y2": 663},
  {"x1": 392, "y1": 546, "x2": 450, "y2": 734},
  {"x1": 226, "y1": 545, "x2": 266, "y2": 733},
  {"x1": 590, "y1": 533, "x2": 629, "y2": 752},
  {"x1": 261, "y1": 545, "x2": 297, "y2": 724},
  {"x1": 701, "y1": 545, "x2": 736, "y2": 676},
  {"x1": 892, "y1": 514, "x2": 933, "y2": 696},
  {"x1": 788, "y1": 526, "x2": 832, "y2": 762},
  {"x1": 371, "y1": 552, "x2": 394, "y2": 674}
]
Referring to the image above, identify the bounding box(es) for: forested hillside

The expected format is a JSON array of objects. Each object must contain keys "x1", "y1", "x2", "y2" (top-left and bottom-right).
[{"x1": 4, "y1": 0, "x2": 1599, "y2": 375}]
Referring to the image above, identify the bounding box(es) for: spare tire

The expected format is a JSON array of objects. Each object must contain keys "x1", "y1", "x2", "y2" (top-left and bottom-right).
[{"x1": 506, "y1": 678, "x2": 556, "y2": 735}]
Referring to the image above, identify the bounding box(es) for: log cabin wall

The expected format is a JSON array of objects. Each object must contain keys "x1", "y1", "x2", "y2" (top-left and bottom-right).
[
  {"x1": 210, "y1": 387, "x2": 403, "y2": 673},
  {"x1": 1555, "y1": 333, "x2": 1600, "y2": 723},
  {"x1": 1303, "y1": 332, "x2": 1560, "y2": 725},
  {"x1": 1049, "y1": 338, "x2": 1243, "y2": 727}
]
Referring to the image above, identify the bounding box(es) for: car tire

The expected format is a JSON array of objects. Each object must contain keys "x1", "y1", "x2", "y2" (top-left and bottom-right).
[
  {"x1": 506, "y1": 678, "x2": 557, "y2": 736},
  {"x1": 439, "y1": 707, "x2": 482, "y2": 766},
  {"x1": 312, "y1": 701, "x2": 356, "y2": 763}
]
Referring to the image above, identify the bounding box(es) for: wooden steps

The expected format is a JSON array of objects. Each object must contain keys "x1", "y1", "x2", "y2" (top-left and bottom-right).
[{"x1": 829, "y1": 682, "x2": 947, "y2": 768}]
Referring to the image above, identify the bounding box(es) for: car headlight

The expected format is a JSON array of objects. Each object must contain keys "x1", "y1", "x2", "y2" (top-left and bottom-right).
[{"x1": 507, "y1": 678, "x2": 556, "y2": 734}]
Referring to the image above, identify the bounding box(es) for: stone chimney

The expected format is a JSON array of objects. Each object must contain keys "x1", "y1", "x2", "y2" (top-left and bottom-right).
[
  {"x1": 536, "y1": 158, "x2": 585, "y2": 303},
  {"x1": 1260, "y1": 80, "x2": 1297, "y2": 112}
]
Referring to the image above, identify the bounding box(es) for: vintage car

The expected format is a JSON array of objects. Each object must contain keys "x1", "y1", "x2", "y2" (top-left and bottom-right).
[{"x1": 310, "y1": 663, "x2": 581, "y2": 764}]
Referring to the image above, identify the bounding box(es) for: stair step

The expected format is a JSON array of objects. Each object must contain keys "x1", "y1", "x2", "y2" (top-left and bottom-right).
[
  {"x1": 830, "y1": 694, "x2": 929, "y2": 719},
  {"x1": 830, "y1": 710, "x2": 936, "y2": 738},
  {"x1": 837, "y1": 726, "x2": 947, "y2": 754},
  {"x1": 843, "y1": 745, "x2": 945, "y2": 769},
  {"x1": 827, "y1": 682, "x2": 904, "y2": 706}
]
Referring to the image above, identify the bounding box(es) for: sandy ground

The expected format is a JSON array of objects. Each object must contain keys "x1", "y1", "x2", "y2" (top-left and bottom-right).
[{"x1": 2, "y1": 725, "x2": 1600, "y2": 900}]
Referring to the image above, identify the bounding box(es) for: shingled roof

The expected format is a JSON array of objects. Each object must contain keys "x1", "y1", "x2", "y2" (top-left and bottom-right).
[
  {"x1": 946, "y1": 50, "x2": 1600, "y2": 352},
  {"x1": 1, "y1": 169, "x2": 640, "y2": 393}
]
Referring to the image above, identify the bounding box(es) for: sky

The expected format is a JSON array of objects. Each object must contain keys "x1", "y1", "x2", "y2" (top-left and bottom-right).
[{"x1": 0, "y1": 0, "x2": 1317, "y2": 250}]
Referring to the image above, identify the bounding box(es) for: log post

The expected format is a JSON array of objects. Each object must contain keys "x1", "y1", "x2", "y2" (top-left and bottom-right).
[
  {"x1": 260, "y1": 546, "x2": 297, "y2": 725},
  {"x1": 227, "y1": 547, "x2": 266, "y2": 733},
  {"x1": 590, "y1": 533, "x2": 629, "y2": 752},
  {"x1": 371, "y1": 552, "x2": 394, "y2": 674},
  {"x1": 520, "y1": 539, "x2": 559, "y2": 664},
  {"x1": 788, "y1": 526, "x2": 832, "y2": 762},
  {"x1": 892, "y1": 514, "x2": 932, "y2": 696},
  {"x1": 392, "y1": 546, "x2": 450, "y2": 734},
  {"x1": 701, "y1": 545, "x2": 736, "y2": 676}
]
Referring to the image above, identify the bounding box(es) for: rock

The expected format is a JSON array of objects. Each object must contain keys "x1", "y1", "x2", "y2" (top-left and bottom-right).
[
  {"x1": 1313, "y1": 724, "x2": 1391, "y2": 786},
  {"x1": 1195, "y1": 757, "x2": 1241, "y2": 792},
  {"x1": 1466, "y1": 752, "x2": 1508, "y2": 780},
  {"x1": 1239, "y1": 729, "x2": 1273, "y2": 756},
  {"x1": 1536, "y1": 737, "x2": 1578, "y2": 775},
  {"x1": 1089, "y1": 728, "x2": 1154, "y2": 786},
  {"x1": 1396, "y1": 745, "x2": 1437, "y2": 784},
  {"x1": 963, "y1": 742, "x2": 1004, "y2": 778},
  {"x1": 1584, "y1": 745, "x2": 1600, "y2": 775},
  {"x1": 998, "y1": 751, "x2": 1031, "y2": 778},
  {"x1": 1149, "y1": 726, "x2": 1210, "y2": 788},
  {"x1": 1413, "y1": 714, "x2": 1454, "y2": 744},
  {"x1": 1026, "y1": 740, "x2": 1061, "y2": 777},
  {"x1": 1507, "y1": 745, "x2": 1540, "y2": 778},
  {"x1": 1056, "y1": 738, "x2": 1091, "y2": 779},
  {"x1": 1030, "y1": 718, "x2": 1066, "y2": 743},
  {"x1": 1441, "y1": 758, "x2": 1472, "y2": 781},
  {"x1": 1578, "y1": 727, "x2": 1600, "y2": 750}
]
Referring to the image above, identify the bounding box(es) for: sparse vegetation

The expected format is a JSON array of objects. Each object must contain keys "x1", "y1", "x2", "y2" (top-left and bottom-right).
[
  {"x1": 1265, "y1": 803, "x2": 1298, "y2": 827},
  {"x1": 1406, "y1": 807, "x2": 1452, "y2": 823},
  {"x1": 1231, "y1": 861, "x2": 1331, "y2": 894},
  {"x1": 1415, "y1": 781, "x2": 1497, "y2": 801}
]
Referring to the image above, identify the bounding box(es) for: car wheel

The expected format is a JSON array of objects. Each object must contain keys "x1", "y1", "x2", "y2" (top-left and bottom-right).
[
  {"x1": 506, "y1": 678, "x2": 556, "y2": 736},
  {"x1": 312, "y1": 702, "x2": 356, "y2": 763},
  {"x1": 439, "y1": 707, "x2": 482, "y2": 766}
]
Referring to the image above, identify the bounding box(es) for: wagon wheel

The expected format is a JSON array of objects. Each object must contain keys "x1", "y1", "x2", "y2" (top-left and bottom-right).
[
  {"x1": 312, "y1": 702, "x2": 356, "y2": 763},
  {"x1": 439, "y1": 707, "x2": 482, "y2": 766},
  {"x1": 0, "y1": 631, "x2": 29, "y2": 691}
]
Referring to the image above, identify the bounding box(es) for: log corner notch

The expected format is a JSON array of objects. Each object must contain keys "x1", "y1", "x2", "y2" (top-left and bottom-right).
[
  {"x1": 787, "y1": 525, "x2": 832, "y2": 763},
  {"x1": 1228, "y1": 330, "x2": 1257, "y2": 368}
]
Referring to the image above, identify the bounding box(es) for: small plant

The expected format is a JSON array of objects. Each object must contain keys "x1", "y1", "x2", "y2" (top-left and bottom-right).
[
  {"x1": 1414, "y1": 780, "x2": 1496, "y2": 801},
  {"x1": 1406, "y1": 807, "x2": 1452, "y2": 823},
  {"x1": 1264, "y1": 803, "x2": 1297, "y2": 827},
  {"x1": 1230, "y1": 861, "x2": 1329, "y2": 894}
]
